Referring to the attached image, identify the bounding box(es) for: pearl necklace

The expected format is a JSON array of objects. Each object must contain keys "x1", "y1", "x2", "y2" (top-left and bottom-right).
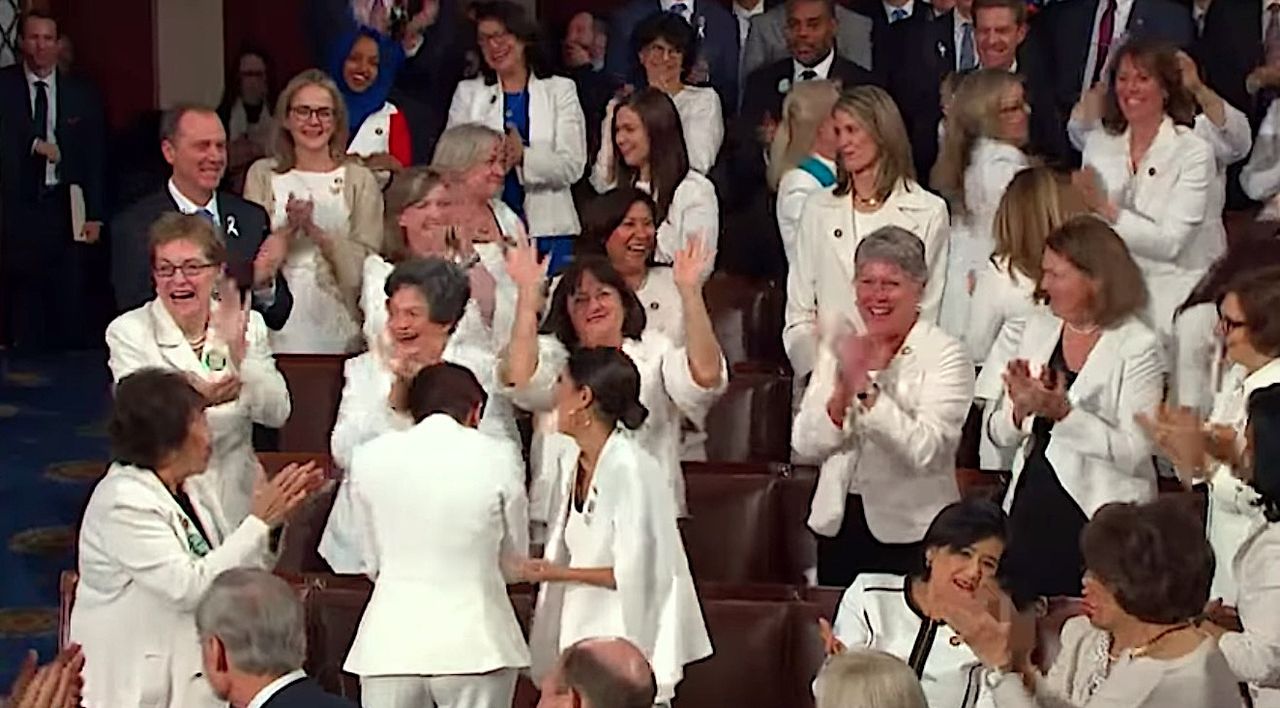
[{"x1": 1065, "y1": 322, "x2": 1100, "y2": 335}]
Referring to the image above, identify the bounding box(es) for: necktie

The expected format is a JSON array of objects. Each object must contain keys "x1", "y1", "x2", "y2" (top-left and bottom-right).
[
  {"x1": 670, "y1": 2, "x2": 689, "y2": 17},
  {"x1": 890, "y1": 7, "x2": 908, "y2": 22},
  {"x1": 959, "y1": 22, "x2": 977, "y2": 71},
  {"x1": 1266, "y1": 5, "x2": 1280, "y2": 67},
  {"x1": 1092, "y1": 0, "x2": 1118, "y2": 86},
  {"x1": 33, "y1": 80, "x2": 49, "y2": 142},
  {"x1": 800, "y1": 69, "x2": 818, "y2": 81},
  {"x1": 196, "y1": 209, "x2": 217, "y2": 226}
]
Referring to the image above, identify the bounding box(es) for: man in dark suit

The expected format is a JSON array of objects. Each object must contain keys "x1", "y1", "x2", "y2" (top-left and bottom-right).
[
  {"x1": 1031, "y1": 0, "x2": 1195, "y2": 123},
  {"x1": 111, "y1": 105, "x2": 291, "y2": 330},
  {"x1": 851, "y1": 0, "x2": 934, "y2": 74},
  {"x1": 197, "y1": 569, "x2": 356, "y2": 708},
  {"x1": 1196, "y1": 0, "x2": 1277, "y2": 128},
  {"x1": 0, "y1": 10, "x2": 105, "y2": 351},
  {"x1": 605, "y1": 0, "x2": 741, "y2": 111}
]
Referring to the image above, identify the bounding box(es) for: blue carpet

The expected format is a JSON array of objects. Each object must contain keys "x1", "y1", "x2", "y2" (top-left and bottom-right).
[{"x1": 0, "y1": 350, "x2": 112, "y2": 691}]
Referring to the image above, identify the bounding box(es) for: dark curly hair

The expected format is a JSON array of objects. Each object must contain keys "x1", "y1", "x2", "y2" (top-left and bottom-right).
[
  {"x1": 540, "y1": 256, "x2": 647, "y2": 348},
  {"x1": 109, "y1": 368, "x2": 207, "y2": 471}
]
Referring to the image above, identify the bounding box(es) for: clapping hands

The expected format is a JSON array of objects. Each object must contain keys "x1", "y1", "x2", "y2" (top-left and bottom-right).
[
  {"x1": 249, "y1": 460, "x2": 327, "y2": 528},
  {"x1": 1004, "y1": 359, "x2": 1070, "y2": 425},
  {"x1": 8, "y1": 645, "x2": 83, "y2": 708}
]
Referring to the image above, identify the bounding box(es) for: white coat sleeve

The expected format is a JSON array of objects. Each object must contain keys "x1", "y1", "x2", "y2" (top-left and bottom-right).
[
  {"x1": 1065, "y1": 114, "x2": 1100, "y2": 153},
  {"x1": 660, "y1": 339, "x2": 729, "y2": 424},
  {"x1": 965, "y1": 268, "x2": 1007, "y2": 366},
  {"x1": 238, "y1": 313, "x2": 290, "y2": 428},
  {"x1": 1218, "y1": 536, "x2": 1280, "y2": 687},
  {"x1": 919, "y1": 203, "x2": 951, "y2": 325},
  {"x1": 668, "y1": 177, "x2": 720, "y2": 280},
  {"x1": 783, "y1": 199, "x2": 821, "y2": 379},
  {"x1": 105, "y1": 316, "x2": 154, "y2": 382},
  {"x1": 500, "y1": 335, "x2": 569, "y2": 413},
  {"x1": 497, "y1": 444, "x2": 531, "y2": 583},
  {"x1": 1242, "y1": 101, "x2": 1280, "y2": 202},
  {"x1": 830, "y1": 579, "x2": 874, "y2": 650},
  {"x1": 1102, "y1": 136, "x2": 1213, "y2": 264},
  {"x1": 775, "y1": 171, "x2": 811, "y2": 267},
  {"x1": 329, "y1": 357, "x2": 409, "y2": 471},
  {"x1": 1048, "y1": 339, "x2": 1164, "y2": 476},
  {"x1": 986, "y1": 386, "x2": 1034, "y2": 449},
  {"x1": 1197, "y1": 102, "x2": 1253, "y2": 168},
  {"x1": 446, "y1": 82, "x2": 472, "y2": 130},
  {"x1": 590, "y1": 98, "x2": 620, "y2": 194},
  {"x1": 791, "y1": 347, "x2": 853, "y2": 460},
  {"x1": 686, "y1": 92, "x2": 724, "y2": 174},
  {"x1": 521, "y1": 80, "x2": 587, "y2": 190},
  {"x1": 360, "y1": 255, "x2": 391, "y2": 347}
]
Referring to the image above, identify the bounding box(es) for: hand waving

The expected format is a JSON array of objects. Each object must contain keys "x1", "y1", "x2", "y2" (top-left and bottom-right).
[
  {"x1": 673, "y1": 234, "x2": 712, "y2": 290},
  {"x1": 11, "y1": 644, "x2": 84, "y2": 708},
  {"x1": 249, "y1": 461, "x2": 326, "y2": 528},
  {"x1": 504, "y1": 231, "x2": 548, "y2": 292}
]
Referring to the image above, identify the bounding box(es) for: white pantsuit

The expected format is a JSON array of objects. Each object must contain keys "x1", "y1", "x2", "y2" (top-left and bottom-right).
[{"x1": 105, "y1": 299, "x2": 291, "y2": 526}]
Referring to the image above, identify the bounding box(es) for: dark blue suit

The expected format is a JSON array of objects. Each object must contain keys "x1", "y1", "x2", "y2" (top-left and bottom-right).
[
  {"x1": 259, "y1": 677, "x2": 357, "y2": 708},
  {"x1": 605, "y1": 0, "x2": 741, "y2": 111}
]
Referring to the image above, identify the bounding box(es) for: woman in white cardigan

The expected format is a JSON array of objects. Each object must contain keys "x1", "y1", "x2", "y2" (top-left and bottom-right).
[
  {"x1": 784, "y1": 86, "x2": 950, "y2": 382},
  {"x1": 105, "y1": 214, "x2": 291, "y2": 528},
  {"x1": 988, "y1": 217, "x2": 1164, "y2": 599},
  {"x1": 771, "y1": 80, "x2": 842, "y2": 267},
  {"x1": 447, "y1": 1, "x2": 585, "y2": 274},
  {"x1": 793, "y1": 227, "x2": 974, "y2": 587},
  {"x1": 931, "y1": 69, "x2": 1031, "y2": 345},
  {"x1": 71, "y1": 368, "x2": 322, "y2": 708},
  {"x1": 590, "y1": 87, "x2": 719, "y2": 280},
  {"x1": 1072, "y1": 46, "x2": 1250, "y2": 413}
]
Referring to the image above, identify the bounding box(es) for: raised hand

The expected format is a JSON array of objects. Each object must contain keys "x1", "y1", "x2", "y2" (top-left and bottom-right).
[
  {"x1": 1137, "y1": 403, "x2": 1209, "y2": 484},
  {"x1": 211, "y1": 276, "x2": 250, "y2": 367},
  {"x1": 1004, "y1": 359, "x2": 1037, "y2": 423},
  {"x1": 673, "y1": 234, "x2": 712, "y2": 290},
  {"x1": 504, "y1": 232, "x2": 548, "y2": 291},
  {"x1": 250, "y1": 461, "x2": 326, "y2": 528}
]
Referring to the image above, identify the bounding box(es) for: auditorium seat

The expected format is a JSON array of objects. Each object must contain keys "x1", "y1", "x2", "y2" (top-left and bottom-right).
[
  {"x1": 702, "y1": 371, "x2": 793, "y2": 462},
  {"x1": 275, "y1": 354, "x2": 348, "y2": 454},
  {"x1": 681, "y1": 473, "x2": 782, "y2": 583},
  {"x1": 704, "y1": 272, "x2": 788, "y2": 371},
  {"x1": 675, "y1": 596, "x2": 796, "y2": 708},
  {"x1": 259, "y1": 453, "x2": 340, "y2": 574},
  {"x1": 778, "y1": 467, "x2": 819, "y2": 583},
  {"x1": 304, "y1": 575, "x2": 372, "y2": 699},
  {"x1": 1224, "y1": 208, "x2": 1279, "y2": 247}
]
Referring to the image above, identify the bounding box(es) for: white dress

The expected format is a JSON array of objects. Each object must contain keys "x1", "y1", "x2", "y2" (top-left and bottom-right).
[{"x1": 267, "y1": 167, "x2": 363, "y2": 354}]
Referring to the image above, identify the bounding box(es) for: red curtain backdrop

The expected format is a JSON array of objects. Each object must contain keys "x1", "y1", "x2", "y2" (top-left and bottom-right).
[
  {"x1": 223, "y1": 0, "x2": 312, "y2": 99},
  {"x1": 47, "y1": 0, "x2": 154, "y2": 131}
]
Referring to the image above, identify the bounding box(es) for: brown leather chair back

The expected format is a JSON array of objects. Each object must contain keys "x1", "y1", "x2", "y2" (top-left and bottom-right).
[
  {"x1": 258, "y1": 453, "x2": 339, "y2": 574},
  {"x1": 703, "y1": 273, "x2": 788, "y2": 370},
  {"x1": 682, "y1": 472, "x2": 781, "y2": 584},
  {"x1": 703, "y1": 372, "x2": 793, "y2": 463},
  {"x1": 276, "y1": 354, "x2": 348, "y2": 454},
  {"x1": 778, "y1": 468, "x2": 818, "y2": 584},
  {"x1": 304, "y1": 576, "x2": 372, "y2": 699},
  {"x1": 674, "y1": 597, "x2": 796, "y2": 708}
]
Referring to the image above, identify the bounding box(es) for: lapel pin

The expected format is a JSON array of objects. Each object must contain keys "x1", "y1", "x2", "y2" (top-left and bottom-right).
[
  {"x1": 834, "y1": 228, "x2": 843, "y2": 239},
  {"x1": 225, "y1": 215, "x2": 239, "y2": 239},
  {"x1": 649, "y1": 301, "x2": 660, "y2": 310},
  {"x1": 375, "y1": 127, "x2": 384, "y2": 136},
  {"x1": 778, "y1": 77, "x2": 792, "y2": 94},
  {"x1": 1148, "y1": 167, "x2": 1156, "y2": 177}
]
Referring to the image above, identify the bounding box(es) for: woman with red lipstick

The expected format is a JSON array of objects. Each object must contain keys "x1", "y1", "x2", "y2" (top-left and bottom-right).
[
  {"x1": 1073, "y1": 40, "x2": 1219, "y2": 413},
  {"x1": 946, "y1": 498, "x2": 1242, "y2": 708},
  {"x1": 793, "y1": 227, "x2": 975, "y2": 586},
  {"x1": 988, "y1": 217, "x2": 1163, "y2": 600},
  {"x1": 500, "y1": 236, "x2": 726, "y2": 527}
]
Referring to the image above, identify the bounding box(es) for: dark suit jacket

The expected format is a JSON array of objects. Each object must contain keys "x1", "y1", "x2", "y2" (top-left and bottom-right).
[
  {"x1": 110, "y1": 188, "x2": 293, "y2": 330},
  {"x1": 1196, "y1": 0, "x2": 1266, "y2": 128},
  {"x1": 850, "y1": 0, "x2": 934, "y2": 76},
  {"x1": 884, "y1": 9, "x2": 956, "y2": 182},
  {"x1": 260, "y1": 677, "x2": 357, "y2": 708},
  {"x1": 1032, "y1": 0, "x2": 1195, "y2": 119},
  {"x1": 605, "y1": 0, "x2": 741, "y2": 111},
  {"x1": 0, "y1": 64, "x2": 106, "y2": 231}
]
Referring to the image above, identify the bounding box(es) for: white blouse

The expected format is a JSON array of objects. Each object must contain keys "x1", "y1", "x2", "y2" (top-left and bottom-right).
[{"x1": 775, "y1": 154, "x2": 838, "y2": 267}]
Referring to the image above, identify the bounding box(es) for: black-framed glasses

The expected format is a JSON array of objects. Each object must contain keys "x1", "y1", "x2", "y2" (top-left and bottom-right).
[
  {"x1": 289, "y1": 105, "x2": 335, "y2": 123},
  {"x1": 1218, "y1": 309, "x2": 1248, "y2": 334},
  {"x1": 154, "y1": 261, "x2": 219, "y2": 279}
]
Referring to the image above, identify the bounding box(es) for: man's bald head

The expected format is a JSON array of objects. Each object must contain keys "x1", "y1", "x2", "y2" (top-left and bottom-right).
[{"x1": 537, "y1": 637, "x2": 656, "y2": 708}]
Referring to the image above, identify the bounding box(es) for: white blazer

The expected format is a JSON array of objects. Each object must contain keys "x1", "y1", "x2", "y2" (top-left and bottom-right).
[
  {"x1": 792, "y1": 320, "x2": 974, "y2": 542},
  {"x1": 70, "y1": 463, "x2": 272, "y2": 708},
  {"x1": 783, "y1": 180, "x2": 951, "y2": 379},
  {"x1": 590, "y1": 89, "x2": 725, "y2": 182},
  {"x1": 342, "y1": 414, "x2": 530, "y2": 677},
  {"x1": 1221, "y1": 516, "x2": 1280, "y2": 708},
  {"x1": 529, "y1": 431, "x2": 712, "y2": 704},
  {"x1": 447, "y1": 74, "x2": 587, "y2": 238},
  {"x1": 106, "y1": 299, "x2": 291, "y2": 526},
  {"x1": 969, "y1": 259, "x2": 1042, "y2": 400},
  {"x1": 775, "y1": 155, "x2": 838, "y2": 267},
  {"x1": 348, "y1": 102, "x2": 398, "y2": 158},
  {"x1": 1242, "y1": 99, "x2": 1280, "y2": 218},
  {"x1": 988, "y1": 314, "x2": 1164, "y2": 518}
]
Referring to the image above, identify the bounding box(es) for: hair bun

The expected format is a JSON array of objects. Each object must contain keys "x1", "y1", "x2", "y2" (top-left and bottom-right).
[{"x1": 619, "y1": 401, "x2": 649, "y2": 430}]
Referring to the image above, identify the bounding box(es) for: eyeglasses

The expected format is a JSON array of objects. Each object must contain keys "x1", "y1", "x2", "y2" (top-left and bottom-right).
[
  {"x1": 1218, "y1": 309, "x2": 1248, "y2": 334},
  {"x1": 289, "y1": 105, "x2": 335, "y2": 123},
  {"x1": 478, "y1": 29, "x2": 514, "y2": 46},
  {"x1": 154, "y1": 261, "x2": 219, "y2": 279}
]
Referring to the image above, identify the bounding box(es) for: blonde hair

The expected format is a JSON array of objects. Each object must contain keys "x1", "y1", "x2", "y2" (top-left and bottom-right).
[
  {"x1": 932, "y1": 69, "x2": 1024, "y2": 215},
  {"x1": 382, "y1": 166, "x2": 451, "y2": 260},
  {"x1": 832, "y1": 86, "x2": 916, "y2": 202},
  {"x1": 768, "y1": 80, "x2": 841, "y2": 190},
  {"x1": 430, "y1": 123, "x2": 503, "y2": 180},
  {"x1": 815, "y1": 651, "x2": 928, "y2": 708},
  {"x1": 991, "y1": 167, "x2": 1088, "y2": 283},
  {"x1": 271, "y1": 69, "x2": 350, "y2": 173}
]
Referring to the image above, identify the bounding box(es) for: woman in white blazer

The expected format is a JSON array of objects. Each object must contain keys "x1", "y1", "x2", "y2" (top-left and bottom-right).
[
  {"x1": 105, "y1": 214, "x2": 290, "y2": 527},
  {"x1": 430, "y1": 123, "x2": 526, "y2": 252},
  {"x1": 988, "y1": 217, "x2": 1164, "y2": 599},
  {"x1": 1072, "y1": 46, "x2": 1250, "y2": 412},
  {"x1": 447, "y1": 2, "x2": 586, "y2": 274},
  {"x1": 771, "y1": 80, "x2": 842, "y2": 267},
  {"x1": 71, "y1": 368, "x2": 322, "y2": 708},
  {"x1": 500, "y1": 238, "x2": 726, "y2": 526},
  {"x1": 793, "y1": 227, "x2": 975, "y2": 587},
  {"x1": 1080, "y1": 40, "x2": 1218, "y2": 414},
  {"x1": 932, "y1": 70, "x2": 1031, "y2": 344},
  {"x1": 1242, "y1": 98, "x2": 1280, "y2": 218},
  {"x1": 590, "y1": 87, "x2": 719, "y2": 280},
  {"x1": 519, "y1": 347, "x2": 712, "y2": 705},
  {"x1": 784, "y1": 86, "x2": 951, "y2": 382},
  {"x1": 323, "y1": 259, "x2": 518, "y2": 572},
  {"x1": 596, "y1": 11, "x2": 723, "y2": 175},
  {"x1": 968, "y1": 168, "x2": 1088, "y2": 470}
]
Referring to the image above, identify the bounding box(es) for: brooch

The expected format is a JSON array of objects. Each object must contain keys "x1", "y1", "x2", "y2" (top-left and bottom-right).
[
  {"x1": 778, "y1": 77, "x2": 792, "y2": 94},
  {"x1": 375, "y1": 127, "x2": 384, "y2": 136},
  {"x1": 330, "y1": 175, "x2": 345, "y2": 195}
]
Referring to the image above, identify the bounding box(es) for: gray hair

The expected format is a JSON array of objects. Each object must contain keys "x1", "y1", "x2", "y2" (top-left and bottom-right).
[
  {"x1": 854, "y1": 226, "x2": 928, "y2": 283},
  {"x1": 385, "y1": 257, "x2": 472, "y2": 327},
  {"x1": 815, "y1": 650, "x2": 928, "y2": 708},
  {"x1": 194, "y1": 569, "x2": 305, "y2": 677},
  {"x1": 430, "y1": 123, "x2": 503, "y2": 176}
]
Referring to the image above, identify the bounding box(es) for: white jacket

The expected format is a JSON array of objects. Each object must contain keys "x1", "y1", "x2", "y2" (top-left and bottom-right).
[
  {"x1": 105, "y1": 299, "x2": 290, "y2": 526},
  {"x1": 784, "y1": 180, "x2": 950, "y2": 379},
  {"x1": 1242, "y1": 99, "x2": 1280, "y2": 217},
  {"x1": 448, "y1": 75, "x2": 586, "y2": 238},
  {"x1": 792, "y1": 320, "x2": 974, "y2": 542},
  {"x1": 342, "y1": 414, "x2": 530, "y2": 677},
  {"x1": 70, "y1": 463, "x2": 272, "y2": 708},
  {"x1": 775, "y1": 155, "x2": 838, "y2": 267},
  {"x1": 1221, "y1": 516, "x2": 1280, "y2": 708},
  {"x1": 348, "y1": 102, "x2": 398, "y2": 158},
  {"x1": 988, "y1": 314, "x2": 1164, "y2": 517}
]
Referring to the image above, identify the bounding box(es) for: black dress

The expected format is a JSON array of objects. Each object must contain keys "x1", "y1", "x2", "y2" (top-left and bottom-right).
[{"x1": 1003, "y1": 338, "x2": 1089, "y2": 599}]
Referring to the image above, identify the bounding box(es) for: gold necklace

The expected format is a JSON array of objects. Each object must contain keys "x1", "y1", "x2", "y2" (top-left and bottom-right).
[{"x1": 853, "y1": 192, "x2": 881, "y2": 208}]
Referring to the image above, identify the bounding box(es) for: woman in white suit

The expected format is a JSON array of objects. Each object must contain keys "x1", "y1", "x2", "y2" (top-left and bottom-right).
[
  {"x1": 105, "y1": 213, "x2": 291, "y2": 527},
  {"x1": 793, "y1": 227, "x2": 975, "y2": 587},
  {"x1": 931, "y1": 69, "x2": 1030, "y2": 346},
  {"x1": 71, "y1": 368, "x2": 322, "y2": 708},
  {"x1": 500, "y1": 238, "x2": 726, "y2": 526},
  {"x1": 447, "y1": 1, "x2": 586, "y2": 274},
  {"x1": 1072, "y1": 45, "x2": 1250, "y2": 412},
  {"x1": 784, "y1": 86, "x2": 950, "y2": 382},
  {"x1": 589, "y1": 87, "x2": 719, "y2": 280},
  {"x1": 771, "y1": 80, "x2": 842, "y2": 266},
  {"x1": 967, "y1": 168, "x2": 1088, "y2": 470},
  {"x1": 519, "y1": 347, "x2": 712, "y2": 706},
  {"x1": 1075, "y1": 41, "x2": 1223, "y2": 412},
  {"x1": 989, "y1": 216, "x2": 1164, "y2": 599}
]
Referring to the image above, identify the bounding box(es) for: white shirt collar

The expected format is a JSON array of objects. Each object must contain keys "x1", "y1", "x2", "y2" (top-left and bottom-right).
[
  {"x1": 884, "y1": 0, "x2": 914, "y2": 21},
  {"x1": 794, "y1": 50, "x2": 837, "y2": 81},
  {"x1": 246, "y1": 670, "x2": 308, "y2": 708},
  {"x1": 732, "y1": 0, "x2": 765, "y2": 20},
  {"x1": 167, "y1": 178, "x2": 219, "y2": 222},
  {"x1": 661, "y1": 0, "x2": 695, "y2": 18},
  {"x1": 24, "y1": 64, "x2": 55, "y2": 88}
]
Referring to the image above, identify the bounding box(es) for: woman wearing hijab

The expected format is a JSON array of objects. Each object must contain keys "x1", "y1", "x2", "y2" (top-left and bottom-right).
[{"x1": 330, "y1": 28, "x2": 414, "y2": 183}]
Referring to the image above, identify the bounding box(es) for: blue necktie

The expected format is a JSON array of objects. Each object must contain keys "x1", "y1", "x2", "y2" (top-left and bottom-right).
[
  {"x1": 196, "y1": 209, "x2": 217, "y2": 226},
  {"x1": 959, "y1": 22, "x2": 977, "y2": 71},
  {"x1": 670, "y1": 2, "x2": 689, "y2": 17},
  {"x1": 890, "y1": 7, "x2": 908, "y2": 22}
]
